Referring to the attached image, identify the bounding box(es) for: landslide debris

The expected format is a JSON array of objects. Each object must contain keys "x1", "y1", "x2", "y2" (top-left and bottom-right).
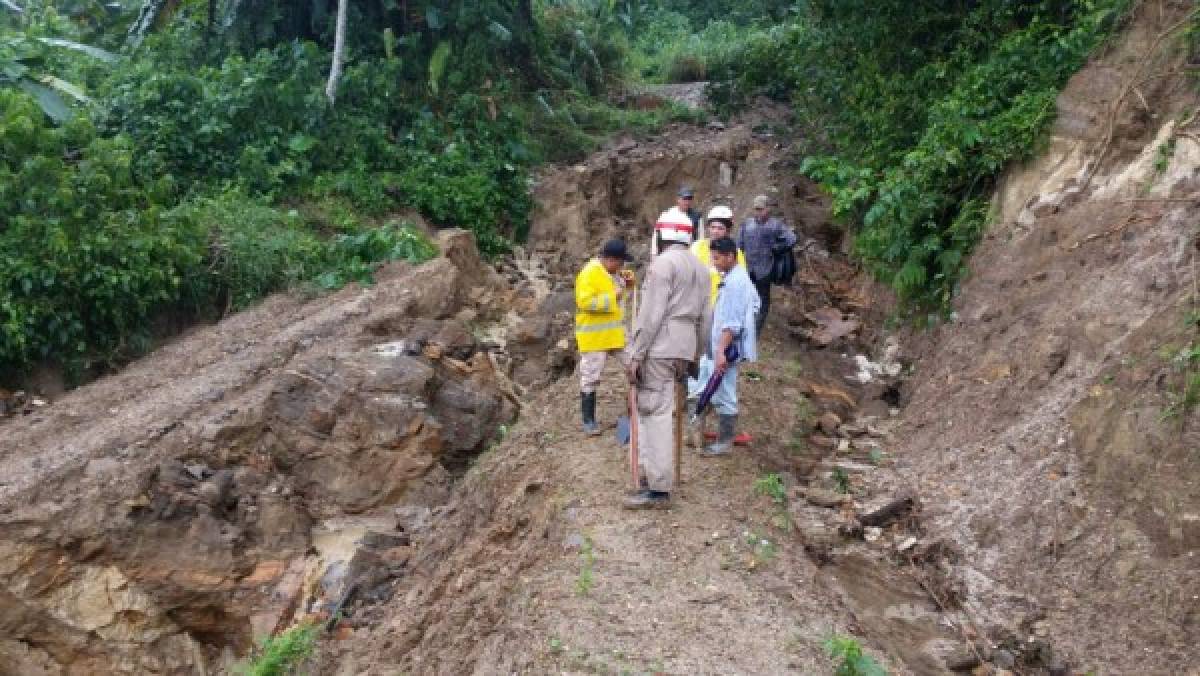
[{"x1": 0, "y1": 230, "x2": 523, "y2": 674}]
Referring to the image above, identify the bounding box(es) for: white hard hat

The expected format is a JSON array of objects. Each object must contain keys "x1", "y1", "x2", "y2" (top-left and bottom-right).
[
  {"x1": 706, "y1": 205, "x2": 733, "y2": 222},
  {"x1": 655, "y1": 208, "x2": 694, "y2": 243}
]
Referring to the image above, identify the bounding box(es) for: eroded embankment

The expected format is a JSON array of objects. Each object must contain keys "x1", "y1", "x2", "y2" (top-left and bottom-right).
[
  {"x1": 0, "y1": 117, "x2": 843, "y2": 674},
  {"x1": 884, "y1": 3, "x2": 1200, "y2": 672},
  {"x1": 0, "y1": 231, "x2": 537, "y2": 673}
]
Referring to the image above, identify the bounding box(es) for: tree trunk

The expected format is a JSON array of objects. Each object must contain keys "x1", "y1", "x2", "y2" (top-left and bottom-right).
[
  {"x1": 204, "y1": 0, "x2": 216, "y2": 49},
  {"x1": 325, "y1": 0, "x2": 349, "y2": 105}
]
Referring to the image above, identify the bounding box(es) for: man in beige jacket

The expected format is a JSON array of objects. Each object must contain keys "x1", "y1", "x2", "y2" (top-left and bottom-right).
[{"x1": 624, "y1": 208, "x2": 711, "y2": 509}]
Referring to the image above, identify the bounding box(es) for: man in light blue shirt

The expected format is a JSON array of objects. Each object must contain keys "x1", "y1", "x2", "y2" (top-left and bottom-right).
[{"x1": 689, "y1": 236, "x2": 761, "y2": 455}]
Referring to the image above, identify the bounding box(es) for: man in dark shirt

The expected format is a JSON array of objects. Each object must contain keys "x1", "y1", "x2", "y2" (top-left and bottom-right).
[
  {"x1": 735, "y1": 195, "x2": 796, "y2": 332},
  {"x1": 676, "y1": 186, "x2": 702, "y2": 237}
]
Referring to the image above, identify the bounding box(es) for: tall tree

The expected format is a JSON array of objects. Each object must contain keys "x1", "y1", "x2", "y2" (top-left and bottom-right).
[{"x1": 324, "y1": 0, "x2": 348, "y2": 104}]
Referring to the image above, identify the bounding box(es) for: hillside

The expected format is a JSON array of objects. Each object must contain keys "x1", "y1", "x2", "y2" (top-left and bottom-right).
[{"x1": 2, "y1": 2, "x2": 1200, "y2": 675}]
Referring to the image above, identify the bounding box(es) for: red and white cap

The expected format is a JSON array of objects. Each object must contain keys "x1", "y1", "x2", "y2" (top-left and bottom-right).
[{"x1": 655, "y1": 207, "x2": 694, "y2": 243}]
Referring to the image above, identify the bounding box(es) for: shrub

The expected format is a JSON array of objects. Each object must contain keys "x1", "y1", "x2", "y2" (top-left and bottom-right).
[
  {"x1": 238, "y1": 623, "x2": 318, "y2": 676},
  {"x1": 825, "y1": 634, "x2": 887, "y2": 676},
  {"x1": 0, "y1": 90, "x2": 436, "y2": 382},
  {"x1": 665, "y1": 53, "x2": 706, "y2": 82}
]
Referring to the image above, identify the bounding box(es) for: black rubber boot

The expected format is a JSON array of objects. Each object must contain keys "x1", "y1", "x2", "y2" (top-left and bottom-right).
[
  {"x1": 581, "y1": 392, "x2": 600, "y2": 436},
  {"x1": 623, "y1": 489, "x2": 671, "y2": 510},
  {"x1": 703, "y1": 414, "x2": 737, "y2": 456}
]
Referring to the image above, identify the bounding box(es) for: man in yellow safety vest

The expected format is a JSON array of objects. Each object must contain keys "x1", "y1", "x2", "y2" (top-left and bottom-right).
[
  {"x1": 575, "y1": 239, "x2": 635, "y2": 435},
  {"x1": 690, "y1": 205, "x2": 746, "y2": 305}
]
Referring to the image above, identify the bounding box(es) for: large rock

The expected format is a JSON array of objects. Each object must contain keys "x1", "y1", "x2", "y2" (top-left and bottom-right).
[{"x1": 263, "y1": 340, "x2": 515, "y2": 513}]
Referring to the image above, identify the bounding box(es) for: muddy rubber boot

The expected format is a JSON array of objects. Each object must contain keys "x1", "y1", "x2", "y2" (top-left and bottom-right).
[
  {"x1": 703, "y1": 414, "x2": 737, "y2": 456},
  {"x1": 581, "y1": 392, "x2": 600, "y2": 436},
  {"x1": 623, "y1": 489, "x2": 670, "y2": 510}
]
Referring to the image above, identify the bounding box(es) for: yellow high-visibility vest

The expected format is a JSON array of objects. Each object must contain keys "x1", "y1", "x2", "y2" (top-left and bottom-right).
[
  {"x1": 574, "y1": 259, "x2": 625, "y2": 352},
  {"x1": 691, "y1": 239, "x2": 746, "y2": 305}
]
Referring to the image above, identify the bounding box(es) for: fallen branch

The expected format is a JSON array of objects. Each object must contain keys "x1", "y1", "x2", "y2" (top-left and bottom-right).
[{"x1": 1114, "y1": 196, "x2": 1200, "y2": 203}]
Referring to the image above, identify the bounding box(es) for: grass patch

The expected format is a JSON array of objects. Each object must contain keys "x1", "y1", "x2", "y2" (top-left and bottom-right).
[
  {"x1": 575, "y1": 535, "x2": 596, "y2": 596},
  {"x1": 237, "y1": 623, "x2": 317, "y2": 676}
]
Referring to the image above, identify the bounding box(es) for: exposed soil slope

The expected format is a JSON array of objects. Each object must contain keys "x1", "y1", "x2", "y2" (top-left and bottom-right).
[{"x1": 891, "y1": 3, "x2": 1200, "y2": 672}]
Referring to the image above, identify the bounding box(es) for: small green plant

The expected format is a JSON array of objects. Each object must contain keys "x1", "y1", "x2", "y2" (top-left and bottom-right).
[
  {"x1": 1161, "y1": 341, "x2": 1200, "y2": 421},
  {"x1": 576, "y1": 536, "x2": 596, "y2": 596},
  {"x1": 867, "y1": 448, "x2": 884, "y2": 466},
  {"x1": 824, "y1": 634, "x2": 887, "y2": 676},
  {"x1": 548, "y1": 636, "x2": 563, "y2": 654},
  {"x1": 1154, "y1": 138, "x2": 1177, "y2": 176},
  {"x1": 744, "y1": 531, "x2": 777, "y2": 564},
  {"x1": 754, "y1": 473, "x2": 787, "y2": 504},
  {"x1": 788, "y1": 435, "x2": 809, "y2": 455},
  {"x1": 832, "y1": 467, "x2": 851, "y2": 494},
  {"x1": 238, "y1": 623, "x2": 317, "y2": 676}
]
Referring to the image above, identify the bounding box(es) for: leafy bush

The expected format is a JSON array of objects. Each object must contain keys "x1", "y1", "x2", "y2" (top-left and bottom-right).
[
  {"x1": 392, "y1": 107, "x2": 532, "y2": 257},
  {"x1": 665, "y1": 52, "x2": 707, "y2": 83},
  {"x1": 538, "y1": 0, "x2": 634, "y2": 96},
  {"x1": 101, "y1": 41, "x2": 332, "y2": 195}
]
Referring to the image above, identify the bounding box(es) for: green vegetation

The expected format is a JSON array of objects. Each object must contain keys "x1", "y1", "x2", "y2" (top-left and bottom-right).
[
  {"x1": 238, "y1": 623, "x2": 318, "y2": 676},
  {"x1": 754, "y1": 472, "x2": 786, "y2": 504},
  {"x1": 1162, "y1": 341, "x2": 1200, "y2": 420},
  {"x1": 824, "y1": 634, "x2": 887, "y2": 676},
  {"x1": 867, "y1": 448, "x2": 884, "y2": 466},
  {"x1": 0, "y1": 0, "x2": 703, "y2": 384},
  {"x1": 831, "y1": 467, "x2": 851, "y2": 495},
  {"x1": 719, "y1": 0, "x2": 1133, "y2": 310},
  {"x1": 2, "y1": 0, "x2": 1143, "y2": 385},
  {"x1": 747, "y1": 530, "x2": 777, "y2": 564},
  {"x1": 575, "y1": 534, "x2": 596, "y2": 596}
]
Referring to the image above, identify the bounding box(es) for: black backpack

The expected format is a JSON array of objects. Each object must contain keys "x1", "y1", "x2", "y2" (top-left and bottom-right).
[{"x1": 770, "y1": 239, "x2": 797, "y2": 286}]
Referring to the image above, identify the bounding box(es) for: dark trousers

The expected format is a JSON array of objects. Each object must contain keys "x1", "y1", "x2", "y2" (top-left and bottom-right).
[{"x1": 751, "y1": 274, "x2": 771, "y2": 331}]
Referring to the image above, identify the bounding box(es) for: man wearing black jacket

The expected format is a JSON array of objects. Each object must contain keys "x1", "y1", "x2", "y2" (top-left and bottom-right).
[{"x1": 736, "y1": 195, "x2": 796, "y2": 332}]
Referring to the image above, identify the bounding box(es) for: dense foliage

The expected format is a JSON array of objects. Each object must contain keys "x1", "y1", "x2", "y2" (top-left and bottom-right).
[
  {"x1": 0, "y1": 0, "x2": 1138, "y2": 382},
  {"x1": 0, "y1": 0, "x2": 696, "y2": 382},
  {"x1": 0, "y1": 87, "x2": 437, "y2": 377},
  {"x1": 722, "y1": 0, "x2": 1132, "y2": 309}
]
